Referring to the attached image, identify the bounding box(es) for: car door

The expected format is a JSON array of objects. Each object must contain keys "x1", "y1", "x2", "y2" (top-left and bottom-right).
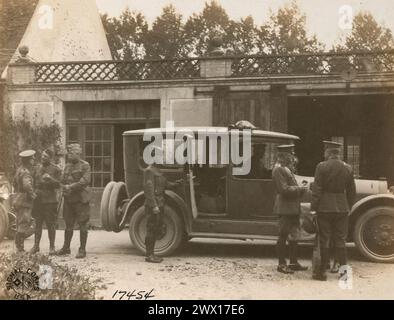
[{"x1": 227, "y1": 141, "x2": 278, "y2": 219}]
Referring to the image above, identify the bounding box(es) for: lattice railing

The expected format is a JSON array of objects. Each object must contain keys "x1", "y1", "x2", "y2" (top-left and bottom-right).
[
  {"x1": 35, "y1": 58, "x2": 201, "y2": 82},
  {"x1": 33, "y1": 51, "x2": 394, "y2": 83},
  {"x1": 231, "y1": 50, "x2": 394, "y2": 77}
]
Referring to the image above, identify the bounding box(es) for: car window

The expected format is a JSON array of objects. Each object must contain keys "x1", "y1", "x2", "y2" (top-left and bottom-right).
[{"x1": 233, "y1": 141, "x2": 280, "y2": 180}]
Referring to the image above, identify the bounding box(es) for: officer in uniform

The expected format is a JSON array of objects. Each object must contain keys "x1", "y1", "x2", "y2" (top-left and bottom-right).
[
  {"x1": 30, "y1": 149, "x2": 62, "y2": 255},
  {"x1": 311, "y1": 141, "x2": 356, "y2": 281},
  {"x1": 13, "y1": 150, "x2": 37, "y2": 252},
  {"x1": 272, "y1": 144, "x2": 308, "y2": 274},
  {"x1": 57, "y1": 144, "x2": 91, "y2": 259},
  {"x1": 144, "y1": 147, "x2": 183, "y2": 263}
]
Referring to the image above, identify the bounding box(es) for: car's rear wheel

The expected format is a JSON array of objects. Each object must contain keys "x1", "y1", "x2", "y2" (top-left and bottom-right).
[
  {"x1": 129, "y1": 205, "x2": 184, "y2": 257},
  {"x1": 354, "y1": 206, "x2": 394, "y2": 263},
  {"x1": 0, "y1": 203, "x2": 9, "y2": 242}
]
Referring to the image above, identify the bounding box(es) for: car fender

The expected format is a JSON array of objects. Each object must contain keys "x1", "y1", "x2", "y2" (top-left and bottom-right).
[
  {"x1": 125, "y1": 190, "x2": 192, "y2": 233},
  {"x1": 350, "y1": 194, "x2": 394, "y2": 217}
]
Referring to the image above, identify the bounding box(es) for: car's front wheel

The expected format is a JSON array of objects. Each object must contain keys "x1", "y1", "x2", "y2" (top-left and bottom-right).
[
  {"x1": 354, "y1": 206, "x2": 394, "y2": 263},
  {"x1": 129, "y1": 205, "x2": 184, "y2": 257}
]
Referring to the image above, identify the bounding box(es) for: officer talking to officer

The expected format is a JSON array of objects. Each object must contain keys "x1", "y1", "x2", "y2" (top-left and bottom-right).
[
  {"x1": 57, "y1": 144, "x2": 92, "y2": 259},
  {"x1": 143, "y1": 146, "x2": 183, "y2": 263},
  {"x1": 311, "y1": 141, "x2": 356, "y2": 281},
  {"x1": 272, "y1": 144, "x2": 308, "y2": 274},
  {"x1": 13, "y1": 150, "x2": 37, "y2": 253},
  {"x1": 30, "y1": 148, "x2": 62, "y2": 255}
]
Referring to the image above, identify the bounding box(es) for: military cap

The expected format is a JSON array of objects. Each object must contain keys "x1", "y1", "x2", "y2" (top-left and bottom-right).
[
  {"x1": 323, "y1": 141, "x2": 342, "y2": 149},
  {"x1": 67, "y1": 143, "x2": 82, "y2": 154},
  {"x1": 276, "y1": 144, "x2": 295, "y2": 153},
  {"x1": 18, "y1": 150, "x2": 36, "y2": 158}
]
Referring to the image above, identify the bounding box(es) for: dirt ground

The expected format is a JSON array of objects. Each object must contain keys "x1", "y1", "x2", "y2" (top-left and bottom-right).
[{"x1": 1, "y1": 230, "x2": 394, "y2": 300}]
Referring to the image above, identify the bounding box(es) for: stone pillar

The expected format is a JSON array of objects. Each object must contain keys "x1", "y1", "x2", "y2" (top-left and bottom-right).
[
  {"x1": 7, "y1": 46, "x2": 35, "y2": 85},
  {"x1": 200, "y1": 36, "x2": 232, "y2": 78},
  {"x1": 269, "y1": 84, "x2": 288, "y2": 133}
]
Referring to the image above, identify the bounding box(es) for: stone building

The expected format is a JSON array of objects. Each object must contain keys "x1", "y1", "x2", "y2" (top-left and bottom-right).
[{"x1": 2, "y1": 0, "x2": 394, "y2": 225}]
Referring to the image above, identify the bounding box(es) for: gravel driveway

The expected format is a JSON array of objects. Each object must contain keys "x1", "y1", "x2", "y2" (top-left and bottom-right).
[{"x1": 1, "y1": 230, "x2": 394, "y2": 300}]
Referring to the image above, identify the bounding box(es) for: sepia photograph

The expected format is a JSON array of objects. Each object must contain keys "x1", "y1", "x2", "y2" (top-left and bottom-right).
[{"x1": 0, "y1": 0, "x2": 394, "y2": 307}]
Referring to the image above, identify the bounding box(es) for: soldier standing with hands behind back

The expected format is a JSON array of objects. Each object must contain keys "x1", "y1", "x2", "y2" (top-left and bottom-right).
[
  {"x1": 272, "y1": 145, "x2": 308, "y2": 274},
  {"x1": 13, "y1": 150, "x2": 37, "y2": 253},
  {"x1": 57, "y1": 144, "x2": 91, "y2": 259},
  {"x1": 311, "y1": 141, "x2": 356, "y2": 281}
]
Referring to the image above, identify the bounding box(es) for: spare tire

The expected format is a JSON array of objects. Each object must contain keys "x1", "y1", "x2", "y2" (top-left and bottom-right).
[
  {"x1": 100, "y1": 182, "x2": 116, "y2": 231},
  {"x1": 108, "y1": 182, "x2": 128, "y2": 233}
]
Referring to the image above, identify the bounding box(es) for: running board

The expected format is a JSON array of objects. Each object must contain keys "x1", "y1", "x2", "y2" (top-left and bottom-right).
[{"x1": 188, "y1": 232, "x2": 279, "y2": 241}]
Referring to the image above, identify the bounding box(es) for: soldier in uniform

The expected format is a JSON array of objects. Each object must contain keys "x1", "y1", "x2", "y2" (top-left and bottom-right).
[
  {"x1": 56, "y1": 144, "x2": 91, "y2": 259},
  {"x1": 311, "y1": 141, "x2": 356, "y2": 281},
  {"x1": 272, "y1": 145, "x2": 308, "y2": 274},
  {"x1": 13, "y1": 150, "x2": 37, "y2": 252},
  {"x1": 144, "y1": 147, "x2": 183, "y2": 263},
  {"x1": 30, "y1": 149, "x2": 62, "y2": 255}
]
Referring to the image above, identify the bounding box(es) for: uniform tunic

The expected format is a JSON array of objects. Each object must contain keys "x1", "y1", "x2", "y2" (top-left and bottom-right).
[
  {"x1": 62, "y1": 160, "x2": 91, "y2": 229},
  {"x1": 13, "y1": 166, "x2": 35, "y2": 234},
  {"x1": 34, "y1": 162, "x2": 62, "y2": 224},
  {"x1": 311, "y1": 158, "x2": 356, "y2": 249}
]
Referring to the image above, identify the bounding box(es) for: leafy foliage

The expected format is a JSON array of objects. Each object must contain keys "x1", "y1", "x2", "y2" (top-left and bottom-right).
[
  {"x1": 0, "y1": 112, "x2": 62, "y2": 180},
  {"x1": 335, "y1": 12, "x2": 394, "y2": 52},
  {"x1": 0, "y1": 252, "x2": 105, "y2": 300}
]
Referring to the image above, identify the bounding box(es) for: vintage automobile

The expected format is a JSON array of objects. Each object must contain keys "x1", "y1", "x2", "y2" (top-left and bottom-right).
[{"x1": 100, "y1": 127, "x2": 394, "y2": 263}]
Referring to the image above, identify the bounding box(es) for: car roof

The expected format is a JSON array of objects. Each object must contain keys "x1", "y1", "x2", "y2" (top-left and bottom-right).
[{"x1": 123, "y1": 127, "x2": 300, "y2": 141}]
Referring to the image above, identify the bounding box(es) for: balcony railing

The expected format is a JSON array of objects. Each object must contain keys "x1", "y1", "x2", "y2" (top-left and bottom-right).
[
  {"x1": 34, "y1": 58, "x2": 201, "y2": 82},
  {"x1": 32, "y1": 50, "x2": 394, "y2": 83}
]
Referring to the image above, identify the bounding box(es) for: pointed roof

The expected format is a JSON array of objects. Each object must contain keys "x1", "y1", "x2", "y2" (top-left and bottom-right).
[{"x1": 2, "y1": 0, "x2": 111, "y2": 78}]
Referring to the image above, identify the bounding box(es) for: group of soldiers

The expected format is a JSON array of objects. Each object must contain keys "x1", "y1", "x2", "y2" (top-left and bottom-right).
[
  {"x1": 13, "y1": 144, "x2": 92, "y2": 259},
  {"x1": 272, "y1": 141, "x2": 356, "y2": 281}
]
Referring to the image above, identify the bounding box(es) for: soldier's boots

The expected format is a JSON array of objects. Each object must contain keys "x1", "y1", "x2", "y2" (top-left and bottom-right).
[
  {"x1": 288, "y1": 262, "x2": 308, "y2": 271},
  {"x1": 48, "y1": 226, "x2": 56, "y2": 256},
  {"x1": 277, "y1": 264, "x2": 294, "y2": 274},
  {"x1": 15, "y1": 233, "x2": 25, "y2": 253},
  {"x1": 56, "y1": 230, "x2": 73, "y2": 256},
  {"x1": 76, "y1": 231, "x2": 88, "y2": 259},
  {"x1": 313, "y1": 248, "x2": 328, "y2": 281},
  {"x1": 145, "y1": 239, "x2": 163, "y2": 263},
  {"x1": 145, "y1": 255, "x2": 163, "y2": 263},
  {"x1": 30, "y1": 230, "x2": 42, "y2": 254}
]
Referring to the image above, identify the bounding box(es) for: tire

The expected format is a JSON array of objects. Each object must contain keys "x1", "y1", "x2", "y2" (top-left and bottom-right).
[
  {"x1": 129, "y1": 205, "x2": 184, "y2": 257},
  {"x1": 0, "y1": 203, "x2": 9, "y2": 242},
  {"x1": 354, "y1": 206, "x2": 394, "y2": 263},
  {"x1": 100, "y1": 182, "x2": 116, "y2": 231},
  {"x1": 108, "y1": 182, "x2": 128, "y2": 233}
]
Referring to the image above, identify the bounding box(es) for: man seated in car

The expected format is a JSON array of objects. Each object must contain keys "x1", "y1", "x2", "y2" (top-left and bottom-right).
[{"x1": 246, "y1": 144, "x2": 271, "y2": 179}]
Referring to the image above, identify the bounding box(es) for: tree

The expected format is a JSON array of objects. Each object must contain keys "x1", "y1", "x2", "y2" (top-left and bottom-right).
[
  {"x1": 262, "y1": 1, "x2": 323, "y2": 55},
  {"x1": 336, "y1": 12, "x2": 394, "y2": 52},
  {"x1": 227, "y1": 16, "x2": 260, "y2": 55},
  {"x1": 144, "y1": 5, "x2": 187, "y2": 59},
  {"x1": 101, "y1": 8, "x2": 148, "y2": 60},
  {"x1": 184, "y1": 1, "x2": 232, "y2": 56}
]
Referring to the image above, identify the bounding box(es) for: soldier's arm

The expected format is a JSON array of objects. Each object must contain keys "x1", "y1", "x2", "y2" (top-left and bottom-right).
[
  {"x1": 144, "y1": 169, "x2": 158, "y2": 208},
  {"x1": 69, "y1": 163, "x2": 91, "y2": 191},
  {"x1": 44, "y1": 166, "x2": 62, "y2": 189},
  {"x1": 272, "y1": 167, "x2": 301, "y2": 198},
  {"x1": 22, "y1": 171, "x2": 36, "y2": 199},
  {"x1": 346, "y1": 167, "x2": 356, "y2": 208},
  {"x1": 311, "y1": 163, "x2": 323, "y2": 211}
]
